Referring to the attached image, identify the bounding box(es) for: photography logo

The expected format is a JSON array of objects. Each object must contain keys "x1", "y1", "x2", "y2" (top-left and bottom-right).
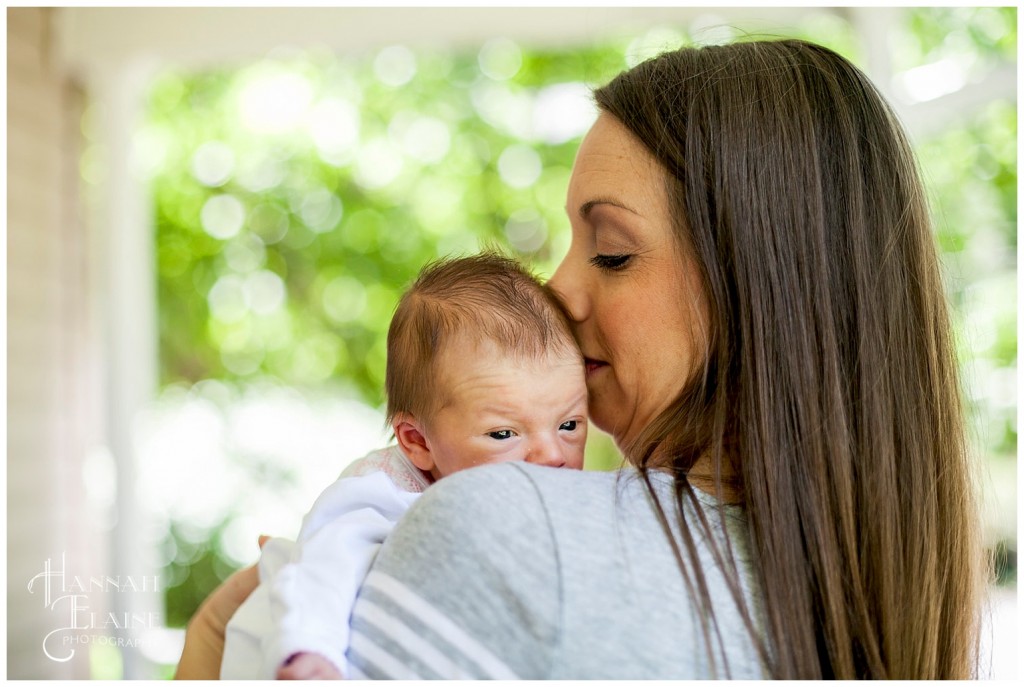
[{"x1": 27, "y1": 553, "x2": 162, "y2": 662}]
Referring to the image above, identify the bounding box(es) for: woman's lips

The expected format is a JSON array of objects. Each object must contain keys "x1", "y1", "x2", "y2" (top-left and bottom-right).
[{"x1": 584, "y1": 357, "x2": 608, "y2": 375}]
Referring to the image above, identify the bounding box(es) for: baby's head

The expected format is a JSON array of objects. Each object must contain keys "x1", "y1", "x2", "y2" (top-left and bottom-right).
[{"x1": 386, "y1": 253, "x2": 587, "y2": 480}]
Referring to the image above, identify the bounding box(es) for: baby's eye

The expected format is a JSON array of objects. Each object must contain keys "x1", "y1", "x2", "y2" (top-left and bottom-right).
[
  {"x1": 487, "y1": 430, "x2": 515, "y2": 440},
  {"x1": 559, "y1": 420, "x2": 579, "y2": 432}
]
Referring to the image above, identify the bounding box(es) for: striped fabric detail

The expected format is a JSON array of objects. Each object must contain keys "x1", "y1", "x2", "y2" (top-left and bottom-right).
[
  {"x1": 348, "y1": 572, "x2": 520, "y2": 679},
  {"x1": 345, "y1": 662, "x2": 368, "y2": 680},
  {"x1": 348, "y1": 631, "x2": 422, "y2": 679}
]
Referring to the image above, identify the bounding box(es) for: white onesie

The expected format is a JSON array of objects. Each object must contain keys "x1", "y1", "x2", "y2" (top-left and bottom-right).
[{"x1": 220, "y1": 445, "x2": 432, "y2": 679}]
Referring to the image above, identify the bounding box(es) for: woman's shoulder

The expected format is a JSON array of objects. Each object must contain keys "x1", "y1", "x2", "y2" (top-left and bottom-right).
[
  {"x1": 353, "y1": 463, "x2": 764, "y2": 679},
  {"x1": 412, "y1": 462, "x2": 619, "y2": 526},
  {"x1": 350, "y1": 463, "x2": 568, "y2": 678},
  {"x1": 437, "y1": 461, "x2": 623, "y2": 498},
  {"x1": 401, "y1": 463, "x2": 594, "y2": 530},
  {"x1": 380, "y1": 463, "x2": 622, "y2": 595}
]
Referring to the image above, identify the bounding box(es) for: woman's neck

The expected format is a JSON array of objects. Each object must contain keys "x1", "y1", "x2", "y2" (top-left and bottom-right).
[
  {"x1": 688, "y1": 454, "x2": 744, "y2": 504},
  {"x1": 646, "y1": 450, "x2": 744, "y2": 505}
]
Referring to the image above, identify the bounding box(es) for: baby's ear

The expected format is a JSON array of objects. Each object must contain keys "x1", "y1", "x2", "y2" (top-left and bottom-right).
[{"x1": 393, "y1": 414, "x2": 434, "y2": 473}]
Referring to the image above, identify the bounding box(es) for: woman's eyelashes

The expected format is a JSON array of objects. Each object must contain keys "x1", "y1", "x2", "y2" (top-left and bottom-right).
[{"x1": 589, "y1": 253, "x2": 632, "y2": 271}]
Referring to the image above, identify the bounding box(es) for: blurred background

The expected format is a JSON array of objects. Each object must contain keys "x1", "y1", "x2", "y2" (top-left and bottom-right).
[{"x1": 6, "y1": 5, "x2": 1016, "y2": 679}]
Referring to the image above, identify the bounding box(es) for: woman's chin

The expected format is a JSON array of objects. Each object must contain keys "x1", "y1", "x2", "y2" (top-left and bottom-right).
[{"x1": 587, "y1": 410, "x2": 633, "y2": 454}]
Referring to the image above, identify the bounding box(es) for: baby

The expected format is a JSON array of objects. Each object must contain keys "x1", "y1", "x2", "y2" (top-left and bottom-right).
[{"x1": 219, "y1": 253, "x2": 588, "y2": 679}]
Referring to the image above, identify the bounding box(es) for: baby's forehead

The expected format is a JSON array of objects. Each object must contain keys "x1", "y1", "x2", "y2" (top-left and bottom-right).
[
  {"x1": 433, "y1": 335, "x2": 583, "y2": 398},
  {"x1": 435, "y1": 333, "x2": 580, "y2": 371}
]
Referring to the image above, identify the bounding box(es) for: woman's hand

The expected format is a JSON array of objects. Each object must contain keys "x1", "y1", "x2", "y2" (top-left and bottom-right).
[{"x1": 174, "y1": 535, "x2": 268, "y2": 679}]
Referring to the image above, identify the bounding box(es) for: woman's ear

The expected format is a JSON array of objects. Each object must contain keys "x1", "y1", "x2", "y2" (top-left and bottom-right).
[{"x1": 393, "y1": 414, "x2": 435, "y2": 474}]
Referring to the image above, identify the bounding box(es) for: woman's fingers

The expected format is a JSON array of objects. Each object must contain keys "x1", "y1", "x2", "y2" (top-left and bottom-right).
[
  {"x1": 174, "y1": 563, "x2": 260, "y2": 679},
  {"x1": 175, "y1": 536, "x2": 272, "y2": 679}
]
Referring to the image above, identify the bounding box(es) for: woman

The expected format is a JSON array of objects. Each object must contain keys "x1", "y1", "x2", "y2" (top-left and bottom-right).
[{"x1": 177, "y1": 39, "x2": 985, "y2": 679}]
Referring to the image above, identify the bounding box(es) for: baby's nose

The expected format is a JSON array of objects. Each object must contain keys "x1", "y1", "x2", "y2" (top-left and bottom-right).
[{"x1": 525, "y1": 439, "x2": 566, "y2": 468}]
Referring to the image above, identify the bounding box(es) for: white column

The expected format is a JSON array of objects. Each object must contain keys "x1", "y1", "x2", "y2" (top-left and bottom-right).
[
  {"x1": 7, "y1": 7, "x2": 95, "y2": 678},
  {"x1": 86, "y1": 57, "x2": 163, "y2": 679}
]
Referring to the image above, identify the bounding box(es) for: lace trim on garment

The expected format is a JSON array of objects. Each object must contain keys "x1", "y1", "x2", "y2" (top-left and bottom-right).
[{"x1": 339, "y1": 445, "x2": 433, "y2": 493}]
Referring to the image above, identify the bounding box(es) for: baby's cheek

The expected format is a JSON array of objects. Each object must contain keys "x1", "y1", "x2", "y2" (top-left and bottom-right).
[{"x1": 567, "y1": 446, "x2": 586, "y2": 470}]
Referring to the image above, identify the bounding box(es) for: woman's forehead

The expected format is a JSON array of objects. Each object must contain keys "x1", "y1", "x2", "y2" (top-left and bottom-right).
[{"x1": 568, "y1": 114, "x2": 666, "y2": 208}]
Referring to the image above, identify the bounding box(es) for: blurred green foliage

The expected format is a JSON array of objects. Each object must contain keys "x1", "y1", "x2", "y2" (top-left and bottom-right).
[
  {"x1": 920, "y1": 99, "x2": 1017, "y2": 466},
  {"x1": 901, "y1": 6, "x2": 1016, "y2": 68},
  {"x1": 162, "y1": 521, "x2": 240, "y2": 628},
  {"x1": 143, "y1": 7, "x2": 1016, "y2": 636},
  {"x1": 150, "y1": 42, "x2": 627, "y2": 403}
]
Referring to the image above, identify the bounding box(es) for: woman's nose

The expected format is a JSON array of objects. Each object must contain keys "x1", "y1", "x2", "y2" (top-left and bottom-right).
[{"x1": 548, "y1": 257, "x2": 587, "y2": 322}]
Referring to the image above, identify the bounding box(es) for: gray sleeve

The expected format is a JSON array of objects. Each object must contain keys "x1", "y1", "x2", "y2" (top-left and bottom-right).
[{"x1": 343, "y1": 463, "x2": 560, "y2": 679}]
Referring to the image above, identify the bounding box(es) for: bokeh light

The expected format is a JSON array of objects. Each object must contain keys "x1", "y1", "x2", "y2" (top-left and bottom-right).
[
  {"x1": 354, "y1": 137, "x2": 404, "y2": 189},
  {"x1": 200, "y1": 194, "x2": 245, "y2": 240},
  {"x1": 497, "y1": 143, "x2": 542, "y2": 188},
  {"x1": 478, "y1": 38, "x2": 523, "y2": 81},
  {"x1": 190, "y1": 141, "x2": 235, "y2": 187},
  {"x1": 532, "y1": 82, "x2": 597, "y2": 144},
  {"x1": 374, "y1": 45, "x2": 417, "y2": 87},
  {"x1": 307, "y1": 97, "x2": 360, "y2": 165},
  {"x1": 238, "y1": 65, "x2": 314, "y2": 134}
]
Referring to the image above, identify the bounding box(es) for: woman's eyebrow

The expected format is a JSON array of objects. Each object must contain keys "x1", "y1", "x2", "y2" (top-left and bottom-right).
[{"x1": 578, "y1": 198, "x2": 641, "y2": 219}]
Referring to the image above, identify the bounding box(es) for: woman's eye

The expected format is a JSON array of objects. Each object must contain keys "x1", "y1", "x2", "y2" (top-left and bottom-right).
[
  {"x1": 487, "y1": 430, "x2": 514, "y2": 440},
  {"x1": 559, "y1": 420, "x2": 579, "y2": 431},
  {"x1": 589, "y1": 253, "x2": 632, "y2": 271}
]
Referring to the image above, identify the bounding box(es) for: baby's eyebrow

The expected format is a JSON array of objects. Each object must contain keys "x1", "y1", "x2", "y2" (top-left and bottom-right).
[
  {"x1": 477, "y1": 404, "x2": 518, "y2": 417},
  {"x1": 476, "y1": 393, "x2": 586, "y2": 421},
  {"x1": 561, "y1": 390, "x2": 589, "y2": 415}
]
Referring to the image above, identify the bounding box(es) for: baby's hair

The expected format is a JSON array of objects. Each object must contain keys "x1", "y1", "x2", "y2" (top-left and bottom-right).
[{"x1": 385, "y1": 252, "x2": 579, "y2": 426}]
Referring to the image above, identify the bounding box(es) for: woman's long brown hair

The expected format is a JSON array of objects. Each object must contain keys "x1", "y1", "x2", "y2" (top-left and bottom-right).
[{"x1": 595, "y1": 39, "x2": 985, "y2": 679}]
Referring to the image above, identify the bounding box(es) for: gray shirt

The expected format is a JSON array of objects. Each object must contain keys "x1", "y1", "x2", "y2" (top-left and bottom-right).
[{"x1": 345, "y1": 461, "x2": 767, "y2": 679}]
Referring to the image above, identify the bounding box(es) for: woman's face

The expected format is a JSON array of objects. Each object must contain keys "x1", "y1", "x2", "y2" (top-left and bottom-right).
[{"x1": 549, "y1": 113, "x2": 709, "y2": 451}]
